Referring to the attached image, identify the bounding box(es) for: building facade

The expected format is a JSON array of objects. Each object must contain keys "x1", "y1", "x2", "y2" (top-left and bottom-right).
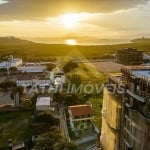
[
  {"x1": 17, "y1": 66, "x2": 46, "y2": 73},
  {"x1": 100, "y1": 66, "x2": 150, "y2": 150},
  {"x1": 117, "y1": 48, "x2": 143, "y2": 65},
  {"x1": 0, "y1": 55, "x2": 22, "y2": 69},
  {"x1": 16, "y1": 75, "x2": 51, "y2": 87}
]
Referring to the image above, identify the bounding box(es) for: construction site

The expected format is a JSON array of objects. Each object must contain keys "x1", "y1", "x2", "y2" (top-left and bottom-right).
[{"x1": 100, "y1": 66, "x2": 150, "y2": 150}]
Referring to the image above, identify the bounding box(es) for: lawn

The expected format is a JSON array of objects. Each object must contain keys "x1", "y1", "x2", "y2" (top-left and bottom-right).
[
  {"x1": 89, "y1": 98, "x2": 103, "y2": 129},
  {"x1": 0, "y1": 110, "x2": 33, "y2": 147},
  {"x1": 67, "y1": 63, "x2": 107, "y2": 84}
]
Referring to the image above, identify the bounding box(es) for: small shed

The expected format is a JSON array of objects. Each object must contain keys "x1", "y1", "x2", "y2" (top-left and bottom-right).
[{"x1": 36, "y1": 97, "x2": 54, "y2": 111}]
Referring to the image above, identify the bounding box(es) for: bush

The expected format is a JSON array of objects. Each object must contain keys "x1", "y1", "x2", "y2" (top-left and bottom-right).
[
  {"x1": 34, "y1": 111, "x2": 59, "y2": 125},
  {"x1": 32, "y1": 127, "x2": 77, "y2": 150},
  {"x1": 22, "y1": 99, "x2": 32, "y2": 108},
  {"x1": 63, "y1": 61, "x2": 78, "y2": 73}
]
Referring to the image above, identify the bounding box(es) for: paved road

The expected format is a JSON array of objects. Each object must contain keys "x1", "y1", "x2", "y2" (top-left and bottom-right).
[{"x1": 59, "y1": 103, "x2": 70, "y2": 141}]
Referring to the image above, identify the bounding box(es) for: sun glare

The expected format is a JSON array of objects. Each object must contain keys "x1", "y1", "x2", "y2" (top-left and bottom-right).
[
  {"x1": 66, "y1": 39, "x2": 77, "y2": 45},
  {"x1": 60, "y1": 13, "x2": 79, "y2": 28}
]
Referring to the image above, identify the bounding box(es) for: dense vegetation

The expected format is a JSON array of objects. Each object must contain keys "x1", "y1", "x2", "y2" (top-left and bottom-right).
[
  {"x1": 32, "y1": 111, "x2": 77, "y2": 150},
  {"x1": 0, "y1": 37, "x2": 150, "y2": 59},
  {"x1": 63, "y1": 61, "x2": 78, "y2": 73},
  {"x1": 0, "y1": 110, "x2": 32, "y2": 148},
  {"x1": 32, "y1": 127, "x2": 77, "y2": 150}
]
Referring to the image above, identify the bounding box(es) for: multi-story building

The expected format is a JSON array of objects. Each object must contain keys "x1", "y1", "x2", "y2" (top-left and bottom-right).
[
  {"x1": 117, "y1": 48, "x2": 143, "y2": 65},
  {"x1": 100, "y1": 66, "x2": 150, "y2": 150},
  {"x1": 0, "y1": 55, "x2": 22, "y2": 69}
]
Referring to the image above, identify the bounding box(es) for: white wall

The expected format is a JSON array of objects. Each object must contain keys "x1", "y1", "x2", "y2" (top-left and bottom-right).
[
  {"x1": 0, "y1": 58, "x2": 22, "y2": 68},
  {"x1": 17, "y1": 66, "x2": 46, "y2": 73}
]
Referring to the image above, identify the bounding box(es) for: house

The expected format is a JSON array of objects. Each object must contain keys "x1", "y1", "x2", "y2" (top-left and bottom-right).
[
  {"x1": 16, "y1": 74, "x2": 51, "y2": 87},
  {"x1": 0, "y1": 55, "x2": 22, "y2": 69},
  {"x1": 17, "y1": 65, "x2": 46, "y2": 73},
  {"x1": 16, "y1": 75, "x2": 33, "y2": 87},
  {"x1": 32, "y1": 75, "x2": 51, "y2": 87},
  {"x1": 36, "y1": 96, "x2": 54, "y2": 111},
  {"x1": 68, "y1": 105, "x2": 93, "y2": 131}
]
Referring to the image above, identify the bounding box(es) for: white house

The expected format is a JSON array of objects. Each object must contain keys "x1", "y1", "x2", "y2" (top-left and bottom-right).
[
  {"x1": 16, "y1": 75, "x2": 33, "y2": 87},
  {"x1": 17, "y1": 66, "x2": 46, "y2": 73},
  {"x1": 34, "y1": 78, "x2": 51, "y2": 88},
  {"x1": 16, "y1": 75, "x2": 51, "y2": 87},
  {"x1": 0, "y1": 55, "x2": 22, "y2": 69},
  {"x1": 68, "y1": 105, "x2": 93, "y2": 131},
  {"x1": 36, "y1": 96, "x2": 54, "y2": 111}
]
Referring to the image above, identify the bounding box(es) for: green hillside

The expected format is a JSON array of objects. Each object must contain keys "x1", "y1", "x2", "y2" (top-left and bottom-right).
[{"x1": 0, "y1": 37, "x2": 150, "y2": 58}]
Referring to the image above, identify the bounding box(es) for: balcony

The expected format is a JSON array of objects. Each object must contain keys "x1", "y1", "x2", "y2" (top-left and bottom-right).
[{"x1": 126, "y1": 89, "x2": 145, "y2": 103}]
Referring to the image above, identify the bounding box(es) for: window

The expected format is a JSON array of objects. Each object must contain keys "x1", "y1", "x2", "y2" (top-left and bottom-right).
[
  {"x1": 81, "y1": 115, "x2": 85, "y2": 118},
  {"x1": 87, "y1": 114, "x2": 91, "y2": 117}
]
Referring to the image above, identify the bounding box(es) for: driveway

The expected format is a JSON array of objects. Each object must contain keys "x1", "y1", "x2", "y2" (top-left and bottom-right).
[{"x1": 59, "y1": 103, "x2": 70, "y2": 140}]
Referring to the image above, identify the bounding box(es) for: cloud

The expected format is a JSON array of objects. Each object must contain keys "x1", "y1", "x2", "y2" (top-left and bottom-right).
[
  {"x1": 0, "y1": 0, "x2": 8, "y2": 4},
  {"x1": 0, "y1": 0, "x2": 149, "y2": 20},
  {"x1": 83, "y1": 2, "x2": 150, "y2": 31}
]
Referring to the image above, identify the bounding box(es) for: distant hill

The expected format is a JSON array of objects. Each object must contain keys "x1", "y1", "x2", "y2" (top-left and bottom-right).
[
  {"x1": 131, "y1": 37, "x2": 150, "y2": 43},
  {"x1": 0, "y1": 36, "x2": 33, "y2": 45},
  {"x1": 0, "y1": 36, "x2": 150, "y2": 58}
]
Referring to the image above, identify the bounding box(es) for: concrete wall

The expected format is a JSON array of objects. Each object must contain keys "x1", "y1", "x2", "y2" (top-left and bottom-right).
[
  {"x1": 124, "y1": 108, "x2": 150, "y2": 150},
  {"x1": 100, "y1": 88, "x2": 121, "y2": 150}
]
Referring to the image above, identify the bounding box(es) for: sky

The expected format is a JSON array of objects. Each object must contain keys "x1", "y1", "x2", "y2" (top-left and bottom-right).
[{"x1": 0, "y1": 0, "x2": 150, "y2": 43}]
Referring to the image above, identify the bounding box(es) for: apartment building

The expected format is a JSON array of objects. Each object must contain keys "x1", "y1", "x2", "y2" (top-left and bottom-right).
[
  {"x1": 100, "y1": 66, "x2": 150, "y2": 150},
  {"x1": 117, "y1": 48, "x2": 143, "y2": 65}
]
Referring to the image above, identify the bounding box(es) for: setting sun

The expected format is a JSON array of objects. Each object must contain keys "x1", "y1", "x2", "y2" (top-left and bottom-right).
[
  {"x1": 60, "y1": 13, "x2": 79, "y2": 28},
  {"x1": 66, "y1": 39, "x2": 77, "y2": 45}
]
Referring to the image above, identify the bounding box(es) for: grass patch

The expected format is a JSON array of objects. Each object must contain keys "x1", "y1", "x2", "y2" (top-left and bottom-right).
[
  {"x1": 67, "y1": 63, "x2": 107, "y2": 84},
  {"x1": 1, "y1": 37, "x2": 150, "y2": 58},
  {"x1": 0, "y1": 110, "x2": 33, "y2": 147},
  {"x1": 89, "y1": 98, "x2": 103, "y2": 129}
]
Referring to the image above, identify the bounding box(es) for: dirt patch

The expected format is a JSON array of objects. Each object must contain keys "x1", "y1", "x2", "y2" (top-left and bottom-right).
[{"x1": 86, "y1": 62, "x2": 124, "y2": 73}]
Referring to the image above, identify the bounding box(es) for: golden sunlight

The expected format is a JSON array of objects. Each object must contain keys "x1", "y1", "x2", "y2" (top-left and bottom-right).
[
  {"x1": 60, "y1": 13, "x2": 79, "y2": 28},
  {"x1": 66, "y1": 39, "x2": 77, "y2": 45}
]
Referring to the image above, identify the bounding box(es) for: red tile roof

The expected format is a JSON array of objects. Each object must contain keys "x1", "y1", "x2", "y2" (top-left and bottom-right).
[{"x1": 68, "y1": 105, "x2": 93, "y2": 117}]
